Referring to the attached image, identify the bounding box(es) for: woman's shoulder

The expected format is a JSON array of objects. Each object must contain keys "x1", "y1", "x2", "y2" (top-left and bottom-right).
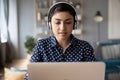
[
  {"x1": 74, "y1": 37, "x2": 88, "y2": 43},
  {"x1": 75, "y1": 38, "x2": 92, "y2": 46},
  {"x1": 37, "y1": 36, "x2": 51, "y2": 44},
  {"x1": 75, "y1": 39, "x2": 94, "y2": 51}
]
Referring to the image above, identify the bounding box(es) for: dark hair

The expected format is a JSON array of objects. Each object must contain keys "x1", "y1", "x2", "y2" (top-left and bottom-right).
[{"x1": 48, "y1": 2, "x2": 77, "y2": 22}]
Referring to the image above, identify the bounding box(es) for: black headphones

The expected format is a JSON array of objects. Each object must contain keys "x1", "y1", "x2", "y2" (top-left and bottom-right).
[{"x1": 47, "y1": 2, "x2": 79, "y2": 30}]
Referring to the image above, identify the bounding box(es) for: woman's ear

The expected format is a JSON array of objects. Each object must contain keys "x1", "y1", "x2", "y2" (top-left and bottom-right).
[{"x1": 73, "y1": 21, "x2": 76, "y2": 30}]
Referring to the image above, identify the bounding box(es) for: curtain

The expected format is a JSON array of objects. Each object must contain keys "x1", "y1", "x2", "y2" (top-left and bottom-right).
[
  {"x1": 0, "y1": 0, "x2": 9, "y2": 43},
  {"x1": 1, "y1": 0, "x2": 18, "y2": 62},
  {"x1": 0, "y1": 0, "x2": 12, "y2": 63}
]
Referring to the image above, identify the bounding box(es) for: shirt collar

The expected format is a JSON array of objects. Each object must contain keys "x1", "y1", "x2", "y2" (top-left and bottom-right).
[
  {"x1": 50, "y1": 36, "x2": 57, "y2": 47},
  {"x1": 70, "y1": 35, "x2": 78, "y2": 46},
  {"x1": 50, "y1": 34, "x2": 78, "y2": 47}
]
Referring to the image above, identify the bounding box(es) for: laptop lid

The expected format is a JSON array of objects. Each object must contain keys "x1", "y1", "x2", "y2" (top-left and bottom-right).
[{"x1": 28, "y1": 62, "x2": 105, "y2": 80}]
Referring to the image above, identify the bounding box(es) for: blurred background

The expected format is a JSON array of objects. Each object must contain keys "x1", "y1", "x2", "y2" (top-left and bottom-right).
[{"x1": 0, "y1": 0, "x2": 120, "y2": 80}]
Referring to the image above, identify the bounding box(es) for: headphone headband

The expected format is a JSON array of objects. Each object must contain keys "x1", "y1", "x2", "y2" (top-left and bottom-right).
[
  {"x1": 47, "y1": 2, "x2": 79, "y2": 29},
  {"x1": 48, "y1": 2, "x2": 76, "y2": 16}
]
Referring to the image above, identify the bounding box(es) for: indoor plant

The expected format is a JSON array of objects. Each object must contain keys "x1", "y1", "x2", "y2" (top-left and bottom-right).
[{"x1": 24, "y1": 36, "x2": 36, "y2": 54}]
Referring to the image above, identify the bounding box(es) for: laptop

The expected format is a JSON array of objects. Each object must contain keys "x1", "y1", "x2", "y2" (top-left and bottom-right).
[{"x1": 28, "y1": 62, "x2": 105, "y2": 80}]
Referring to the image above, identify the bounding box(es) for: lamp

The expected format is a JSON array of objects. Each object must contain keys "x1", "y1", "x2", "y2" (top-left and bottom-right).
[
  {"x1": 94, "y1": 11, "x2": 103, "y2": 42},
  {"x1": 94, "y1": 11, "x2": 103, "y2": 22}
]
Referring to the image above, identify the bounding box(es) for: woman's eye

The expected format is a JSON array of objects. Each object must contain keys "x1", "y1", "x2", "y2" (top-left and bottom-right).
[
  {"x1": 65, "y1": 22, "x2": 71, "y2": 24},
  {"x1": 55, "y1": 22, "x2": 60, "y2": 24},
  {"x1": 54, "y1": 21, "x2": 72, "y2": 25}
]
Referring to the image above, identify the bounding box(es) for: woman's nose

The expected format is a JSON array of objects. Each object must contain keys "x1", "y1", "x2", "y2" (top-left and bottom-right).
[{"x1": 60, "y1": 23, "x2": 65, "y2": 30}]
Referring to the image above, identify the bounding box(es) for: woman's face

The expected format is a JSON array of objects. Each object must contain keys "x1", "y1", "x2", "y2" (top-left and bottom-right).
[{"x1": 51, "y1": 12, "x2": 74, "y2": 41}]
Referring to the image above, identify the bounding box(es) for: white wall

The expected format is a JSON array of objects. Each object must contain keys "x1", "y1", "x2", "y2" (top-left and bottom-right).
[
  {"x1": 108, "y1": 0, "x2": 120, "y2": 39},
  {"x1": 18, "y1": 0, "x2": 34, "y2": 58},
  {"x1": 83, "y1": 0, "x2": 108, "y2": 42}
]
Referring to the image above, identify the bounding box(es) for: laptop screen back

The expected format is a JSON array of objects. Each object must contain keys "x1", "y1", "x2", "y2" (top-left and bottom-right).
[{"x1": 28, "y1": 62, "x2": 105, "y2": 80}]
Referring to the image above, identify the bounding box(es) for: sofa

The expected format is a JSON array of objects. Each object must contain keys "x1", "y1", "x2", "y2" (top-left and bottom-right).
[{"x1": 95, "y1": 41, "x2": 120, "y2": 80}]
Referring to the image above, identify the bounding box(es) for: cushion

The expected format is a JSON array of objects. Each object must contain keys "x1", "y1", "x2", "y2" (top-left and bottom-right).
[{"x1": 101, "y1": 44, "x2": 120, "y2": 59}]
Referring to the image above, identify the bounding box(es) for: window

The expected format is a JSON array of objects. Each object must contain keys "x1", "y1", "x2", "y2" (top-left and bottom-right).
[{"x1": 0, "y1": 0, "x2": 9, "y2": 43}]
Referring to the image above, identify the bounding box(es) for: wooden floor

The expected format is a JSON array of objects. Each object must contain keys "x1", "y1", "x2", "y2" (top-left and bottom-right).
[
  {"x1": 0, "y1": 54, "x2": 30, "y2": 80},
  {"x1": 0, "y1": 56, "x2": 30, "y2": 80},
  {"x1": 5, "y1": 55, "x2": 30, "y2": 69},
  {"x1": 0, "y1": 59, "x2": 25, "y2": 80},
  {"x1": 5, "y1": 59, "x2": 29, "y2": 69}
]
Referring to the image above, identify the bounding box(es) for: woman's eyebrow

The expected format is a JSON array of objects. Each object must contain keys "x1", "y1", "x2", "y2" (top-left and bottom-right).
[
  {"x1": 65, "y1": 18, "x2": 73, "y2": 21},
  {"x1": 54, "y1": 18, "x2": 72, "y2": 21},
  {"x1": 55, "y1": 18, "x2": 61, "y2": 21}
]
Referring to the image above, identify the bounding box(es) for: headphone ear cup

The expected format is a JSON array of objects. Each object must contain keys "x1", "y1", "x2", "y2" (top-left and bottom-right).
[
  {"x1": 49, "y1": 22, "x2": 52, "y2": 29},
  {"x1": 73, "y1": 21, "x2": 77, "y2": 30}
]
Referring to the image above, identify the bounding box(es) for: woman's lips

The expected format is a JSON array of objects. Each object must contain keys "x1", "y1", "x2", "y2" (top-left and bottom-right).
[{"x1": 59, "y1": 32, "x2": 67, "y2": 35}]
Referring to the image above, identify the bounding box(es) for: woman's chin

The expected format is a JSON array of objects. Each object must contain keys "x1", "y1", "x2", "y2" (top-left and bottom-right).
[{"x1": 58, "y1": 36, "x2": 68, "y2": 40}]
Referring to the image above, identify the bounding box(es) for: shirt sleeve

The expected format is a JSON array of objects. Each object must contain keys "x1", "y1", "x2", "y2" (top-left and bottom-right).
[
  {"x1": 24, "y1": 41, "x2": 43, "y2": 80},
  {"x1": 82, "y1": 42, "x2": 96, "y2": 61},
  {"x1": 30, "y1": 41, "x2": 43, "y2": 62},
  {"x1": 24, "y1": 73, "x2": 29, "y2": 80}
]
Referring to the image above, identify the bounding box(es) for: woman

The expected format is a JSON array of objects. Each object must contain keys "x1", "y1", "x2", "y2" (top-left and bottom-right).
[{"x1": 24, "y1": 2, "x2": 96, "y2": 80}]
